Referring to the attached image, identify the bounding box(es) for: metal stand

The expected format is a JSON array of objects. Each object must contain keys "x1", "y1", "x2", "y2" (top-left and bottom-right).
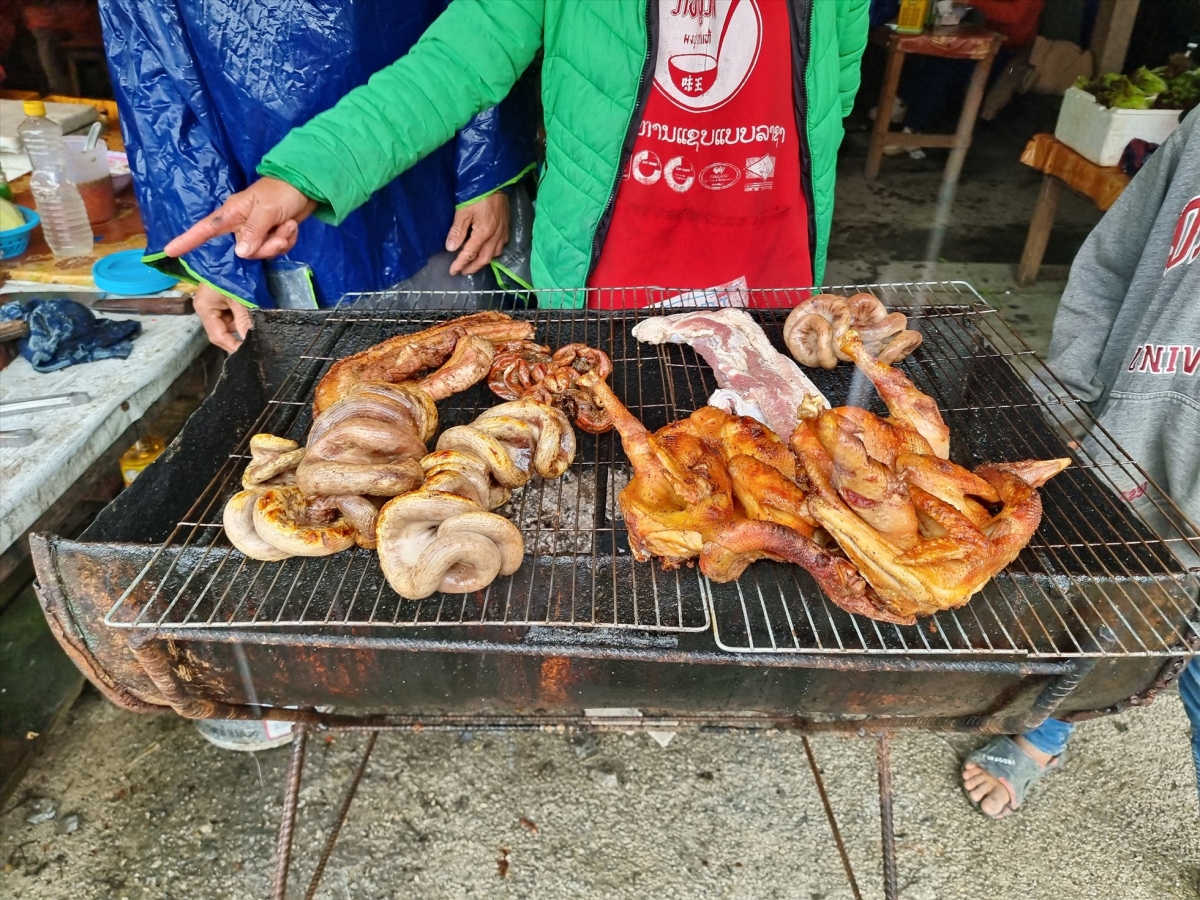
[
  {"x1": 271, "y1": 725, "x2": 379, "y2": 900},
  {"x1": 269, "y1": 723, "x2": 906, "y2": 900}
]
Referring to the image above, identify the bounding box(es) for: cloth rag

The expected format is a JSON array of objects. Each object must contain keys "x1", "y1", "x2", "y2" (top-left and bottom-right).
[
  {"x1": 0, "y1": 298, "x2": 142, "y2": 373},
  {"x1": 1120, "y1": 138, "x2": 1160, "y2": 176}
]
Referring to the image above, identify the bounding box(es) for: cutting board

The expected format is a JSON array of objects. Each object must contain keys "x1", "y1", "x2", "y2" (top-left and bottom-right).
[{"x1": 0, "y1": 100, "x2": 98, "y2": 154}]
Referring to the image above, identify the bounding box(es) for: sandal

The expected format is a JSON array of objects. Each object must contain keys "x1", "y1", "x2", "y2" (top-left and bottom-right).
[{"x1": 961, "y1": 735, "x2": 1064, "y2": 820}]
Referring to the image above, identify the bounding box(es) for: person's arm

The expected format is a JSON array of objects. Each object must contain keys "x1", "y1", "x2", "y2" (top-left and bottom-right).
[
  {"x1": 837, "y1": 0, "x2": 870, "y2": 117},
  {"x1": 167, "y1": 0, "x2": 544, "y2": 261},
  {"x1": 1045, "y1": 118, "x2": 1187, "y2": 402},
  {"x1": 445, "y1": 71, "x2": 539, "y2": 275},
  {"x1": 100, "y1": 0, "x2": 275, "y2": 354},
  {"x1": 258, "y1": 0, "x2": 544, "y2": 226}
]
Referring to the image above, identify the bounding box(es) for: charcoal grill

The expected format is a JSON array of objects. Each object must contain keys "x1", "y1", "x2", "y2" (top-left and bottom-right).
[{"x1": 30, "y1": 282, "x2": 1198, "y2": 900}]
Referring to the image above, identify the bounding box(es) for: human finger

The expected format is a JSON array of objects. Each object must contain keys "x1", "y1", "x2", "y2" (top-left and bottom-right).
[
  {"x1": 166, "y1": 197, "x2": 249, "y2": 258},
  {"x1": 449, "y1": 226, "x2": 491, "y2": 276},
  {"x1": 229, "y1": 299, "x2": 255, "y2": 345},
  {"x1": 445, "y1": 206, "x2": 473, "y2": 252},
  {"x1": 195, "y1": 302, "x2": 241, "y2": 353},
  {"x1": 253, "y1": 220, "x2": 301, "y2": 259}
]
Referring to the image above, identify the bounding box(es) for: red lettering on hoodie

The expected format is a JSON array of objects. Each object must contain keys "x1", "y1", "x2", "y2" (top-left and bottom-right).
[
  {"x1": 1128, "y1": 344, "x2": 1200, "y2": 375},
  {"x1": 1166, "y1": 195, "x2": 1200, "y2": 271},
  {"x1": 1184, "y1": 346, "x2": 1200, "y2": 376},
  {"x1": 1138, "y1": 345, "x2": 1166, "y2": 373}
]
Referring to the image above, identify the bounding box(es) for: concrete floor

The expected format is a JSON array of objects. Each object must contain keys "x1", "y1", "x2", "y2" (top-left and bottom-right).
[{"x1": 1, "y1": 686, "x2": 1196, "y2": 900}]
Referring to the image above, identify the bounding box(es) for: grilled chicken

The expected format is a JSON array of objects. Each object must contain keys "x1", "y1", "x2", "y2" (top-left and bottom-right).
[
  {"x1": 790, "y1": 331, "x2": 1070, "y2": 623},
  {"x1": 578, "y1": 371, "x2": 878, "y2": 613}
]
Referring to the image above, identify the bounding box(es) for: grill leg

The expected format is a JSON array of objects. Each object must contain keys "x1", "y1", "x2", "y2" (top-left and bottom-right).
[
  {"x1": 876, "y1": 733, "x2": 899, "y2": 900},
  {"x1": 801, "y1": 735, "x2": 864, "y2": 900},
  {"x1": 271, "y1": 723, "x2": 308, "y2": 900},
  {"x1": 303, "y1": 731, "x2": 379, "y2": 900}
]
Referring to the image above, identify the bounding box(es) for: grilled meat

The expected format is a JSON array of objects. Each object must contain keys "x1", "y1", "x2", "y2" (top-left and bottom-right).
[
  {"x1": 784, "y1": 293, "x2": 922, "y2": 369},
  {"x1": 313, "y1": 311, "x2": 534, "y2": 414},
  {"x1": 376, "y1": 399, "x2": 576, "y2": 599},
  {"x1": 579, "y1": 371, "x2": 876, "y2": 612},
  {"x1": 488, "y1": 341, "x2": 616, "y2": 434},
  {"x1": 790, "y1": 332, "x2": 1070, "y2": 623},
  {"x1": 631, "y1": 308, "x2": 827, "y2": 440}
]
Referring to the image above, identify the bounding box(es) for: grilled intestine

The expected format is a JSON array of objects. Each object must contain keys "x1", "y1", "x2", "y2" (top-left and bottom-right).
[
  {"x1": 783, "y1": 293, "x2": 922, "y2": 369},
  {"x1": 224, "y1": 436, "x2": 358, "y2": 560},
  {"x1": 224, "y1": 315, "x2": 529, "y2": 560},
  {"x1": 487, "y1": 341, "x2": 615, "y2": 434},
  {"x1": 376, "y1": 400, "x2": 576, "y2": 599}
]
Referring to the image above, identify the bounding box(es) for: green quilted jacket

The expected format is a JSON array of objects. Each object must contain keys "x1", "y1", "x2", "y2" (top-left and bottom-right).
[{"x1": 260, "y1": 0, "x2": 869, "y2": 307}]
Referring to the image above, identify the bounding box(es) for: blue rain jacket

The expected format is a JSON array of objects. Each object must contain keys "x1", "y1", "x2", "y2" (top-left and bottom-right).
[{"x1": 99, "y1": 0, "x2": 536, "y2": 308}]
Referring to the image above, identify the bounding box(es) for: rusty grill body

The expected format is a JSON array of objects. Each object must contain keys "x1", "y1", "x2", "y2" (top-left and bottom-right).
[{"x1": 31, "y1": 282, "x2": 1198, "y2": 734}]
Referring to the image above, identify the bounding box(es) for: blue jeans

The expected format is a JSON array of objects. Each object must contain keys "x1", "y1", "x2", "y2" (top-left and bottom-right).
[{"x1": 1024, "y1": 659, "x2": 1200, "y2": 803}]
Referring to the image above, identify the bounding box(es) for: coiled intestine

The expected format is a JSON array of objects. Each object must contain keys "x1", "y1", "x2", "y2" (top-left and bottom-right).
[
  {"x1": 488, "y1": 342, "x2": 615, "y2": 434},
  {"x1": 784, "y1": 293, "x2": 922, "y2": 369},
  {"x1": 224, "y1": 382, "x2": 435, "y2": 559},
  {"x1": 376, "y1": 400, "x2": 576, "y2": 599}
]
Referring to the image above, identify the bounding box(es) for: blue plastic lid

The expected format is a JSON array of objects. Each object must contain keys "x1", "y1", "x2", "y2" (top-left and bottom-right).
[{"x1": 92, "y1": 250, "x2": 179, "y2": 296}]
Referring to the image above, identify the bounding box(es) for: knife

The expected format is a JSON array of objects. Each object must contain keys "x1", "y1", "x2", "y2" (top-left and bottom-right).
[
  {"x1": 92, "y1": 296, "x2": 194, "y2": 315},
  {"x1": 0, "y1": 292, "x2": 194, "y2": 315}
]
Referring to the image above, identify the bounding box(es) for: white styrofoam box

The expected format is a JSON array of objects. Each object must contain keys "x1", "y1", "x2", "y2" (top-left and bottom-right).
[{"x1": 1054, "y1": 86, "x2": 1181, "y2": 167}]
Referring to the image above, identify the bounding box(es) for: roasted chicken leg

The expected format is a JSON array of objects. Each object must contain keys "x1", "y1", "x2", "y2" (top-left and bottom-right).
[{"x1": 578, "y1": 371, "x2": 879, "y2": 615}]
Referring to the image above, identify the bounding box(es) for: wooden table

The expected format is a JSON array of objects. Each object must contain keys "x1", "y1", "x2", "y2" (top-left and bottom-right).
[
  {"x1": 866, "y1": 25, "x2": 1005, "y2": 183},
  {"x1": 865, "y1": 25, "x2": 1005, "y2": 264},
  {"x1": 1016, "y1": 133, "x2": 1131, "y2": 285},
  {"x1": 0, "y1": 310, "x2": 206, "y2": 562}
]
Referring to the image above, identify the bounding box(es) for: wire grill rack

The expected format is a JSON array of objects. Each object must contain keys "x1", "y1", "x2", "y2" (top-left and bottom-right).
[{"x1": 104, "y1": 282, "x2": 1200, "y2": 656}]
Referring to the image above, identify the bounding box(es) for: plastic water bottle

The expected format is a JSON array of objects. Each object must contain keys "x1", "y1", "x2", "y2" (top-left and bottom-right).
[{"x1": 18, "y1": 100, "x2": 93, "y2": 257}]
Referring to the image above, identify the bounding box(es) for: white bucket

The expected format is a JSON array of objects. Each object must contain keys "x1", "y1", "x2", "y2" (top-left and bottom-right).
[{"x1": 194, "y1": 718, "x2": 295, "y2": 751}]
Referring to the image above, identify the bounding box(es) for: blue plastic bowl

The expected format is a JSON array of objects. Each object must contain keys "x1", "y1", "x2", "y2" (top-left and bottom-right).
[{"x1": 0, "y1": 206, "x2": 39, "y2": 260}]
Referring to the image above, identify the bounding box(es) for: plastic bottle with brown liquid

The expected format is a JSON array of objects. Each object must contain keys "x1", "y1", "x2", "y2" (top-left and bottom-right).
[{"x1": 120, "y1": 435, "x2": 165, "y2": 487}]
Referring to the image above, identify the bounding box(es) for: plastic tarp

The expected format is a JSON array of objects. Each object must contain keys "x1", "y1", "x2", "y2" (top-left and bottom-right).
[{"x1": 99, "y1": 0, "x2": 535, "y2": 308}]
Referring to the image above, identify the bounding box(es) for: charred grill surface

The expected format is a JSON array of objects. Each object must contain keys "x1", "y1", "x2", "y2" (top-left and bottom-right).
[{"x1": 100, "y1": 286, "x2": 1199, "y2": 658}]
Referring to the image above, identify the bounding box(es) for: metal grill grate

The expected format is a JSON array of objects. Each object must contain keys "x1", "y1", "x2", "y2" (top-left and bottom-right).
[{"x1": 104, "y1": 283, "x2": 1200, "y2": 656}]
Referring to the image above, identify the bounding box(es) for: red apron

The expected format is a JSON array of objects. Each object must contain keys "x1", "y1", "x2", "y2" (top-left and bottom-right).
[{"x1": 589, "y1": 0, "x2": 812, "y2": 308}]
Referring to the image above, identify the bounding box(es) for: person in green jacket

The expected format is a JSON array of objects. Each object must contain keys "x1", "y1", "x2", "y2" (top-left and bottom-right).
[{"x1": 167, "y1": 0, "x2": 869, "y2": 308}]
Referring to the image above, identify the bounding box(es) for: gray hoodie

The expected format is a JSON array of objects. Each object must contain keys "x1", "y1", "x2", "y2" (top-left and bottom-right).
[{"x1": 1045, "y1": 107, "x2": 1200, "y2": 561}]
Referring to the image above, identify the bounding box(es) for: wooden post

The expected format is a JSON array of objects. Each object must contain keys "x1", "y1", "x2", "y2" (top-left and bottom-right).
[
  {"x1": 866, "y1": 41, "x2": 906, "y2": 180},
  {"x1": 1017, "y1": 174, "x2": 1065, "y2": 286},
  {"x1": 1091, "y1": 0, "x2": 1140, "y2": 75}
]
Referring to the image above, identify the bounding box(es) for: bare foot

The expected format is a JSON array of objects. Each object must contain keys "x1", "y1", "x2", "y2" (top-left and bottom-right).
[{"x1": 961, "y1": 736, "x2": 1054, "y2": 819}]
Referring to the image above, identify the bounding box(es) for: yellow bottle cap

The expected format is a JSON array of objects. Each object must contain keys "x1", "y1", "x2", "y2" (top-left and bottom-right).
[{"x1": 23, "y1": 100, "x2": 47, "y2": 116}]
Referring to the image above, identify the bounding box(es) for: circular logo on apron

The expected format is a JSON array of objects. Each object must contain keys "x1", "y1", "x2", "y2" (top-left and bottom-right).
[
  {"x1": 699, "y1": 162, "x2": 741, "y2": 190},
  {"x1": 654, "y1": 0, "x2": 763, "y2": 113},
  {"x1": 664, "y1": 156, "x2": 697, "y2": 192},
  {"x1": 632, "y1": 150, "x2": 663, "y2": 185}
]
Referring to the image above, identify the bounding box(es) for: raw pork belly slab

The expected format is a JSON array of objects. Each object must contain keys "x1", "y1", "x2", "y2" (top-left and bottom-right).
[{"x1": 631, "y1": 309, "x2": 828, "y2": 440}]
